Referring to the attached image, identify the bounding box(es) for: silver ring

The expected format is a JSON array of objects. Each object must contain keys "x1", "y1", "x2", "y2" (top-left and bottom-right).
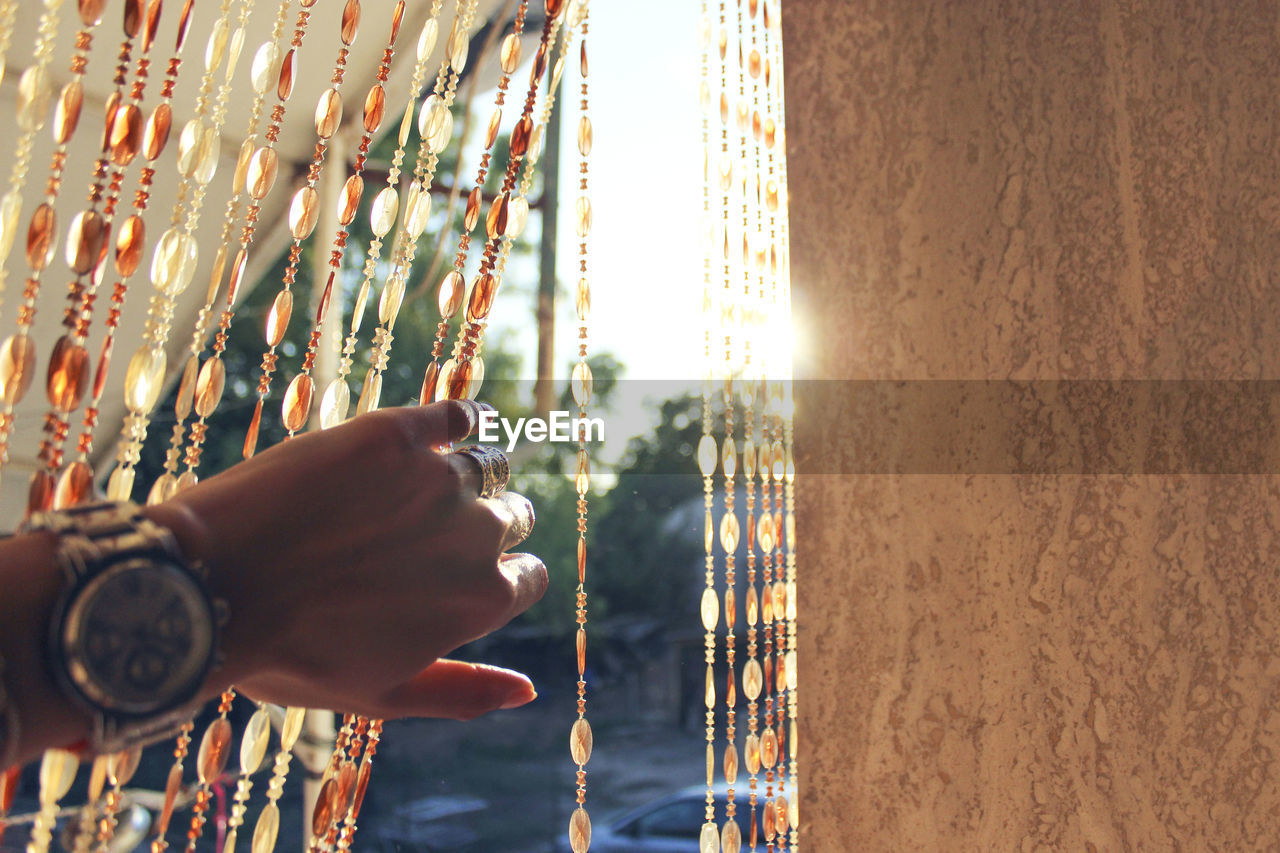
[{"x1": 454, "y1": 445, "x2": 511, "y2": 499}]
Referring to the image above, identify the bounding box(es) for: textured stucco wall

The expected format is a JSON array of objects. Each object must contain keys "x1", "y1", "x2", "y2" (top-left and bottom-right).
[{"x1": 787, "y1": 2, "x2": 1280, "y2": 849}]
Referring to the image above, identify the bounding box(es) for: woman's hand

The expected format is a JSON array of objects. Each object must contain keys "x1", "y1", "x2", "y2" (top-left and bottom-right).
[{"x1": 148, "y1": 399, "x2": 547, "y2": 721}]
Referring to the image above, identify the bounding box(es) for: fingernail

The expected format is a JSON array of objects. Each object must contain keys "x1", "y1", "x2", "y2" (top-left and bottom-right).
[{"x1": 500, "y1": 683, "x2": 537, "y2": 710}]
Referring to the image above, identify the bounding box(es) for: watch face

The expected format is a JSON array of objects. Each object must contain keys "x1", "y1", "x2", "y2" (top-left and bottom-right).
[{"x1": 58, "y1": 558, "x2": 215, "y2": 716}]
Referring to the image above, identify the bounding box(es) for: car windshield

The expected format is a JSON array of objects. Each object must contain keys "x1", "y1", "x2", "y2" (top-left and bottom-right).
[{"x1": 631, "y1": 797, "x2": 706, "y2": 838}]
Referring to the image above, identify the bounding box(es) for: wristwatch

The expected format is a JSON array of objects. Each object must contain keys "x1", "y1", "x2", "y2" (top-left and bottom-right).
[{"x1": 24, "y1": 500, "x2": 226, "y2": 753}]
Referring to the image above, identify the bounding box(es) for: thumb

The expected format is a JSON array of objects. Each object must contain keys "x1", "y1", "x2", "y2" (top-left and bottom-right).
[{"x1": 378, "y1": 659, "x2": 537, "y2": 720}]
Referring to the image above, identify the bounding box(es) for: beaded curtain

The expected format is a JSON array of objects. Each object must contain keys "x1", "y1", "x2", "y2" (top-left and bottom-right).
[{"x1": 0, "y1": 0, "x2": 797, "y2": 851}]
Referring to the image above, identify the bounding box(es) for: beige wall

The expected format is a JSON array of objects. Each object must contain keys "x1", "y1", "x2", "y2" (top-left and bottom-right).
[{"x1": 788, "y1": 2, "x2": 1280, "y2": 849}]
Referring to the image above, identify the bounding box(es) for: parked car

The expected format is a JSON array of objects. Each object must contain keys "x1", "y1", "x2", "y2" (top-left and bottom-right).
[{"x1": 562, "y1": 784, "x2": 774, "y2": 852}]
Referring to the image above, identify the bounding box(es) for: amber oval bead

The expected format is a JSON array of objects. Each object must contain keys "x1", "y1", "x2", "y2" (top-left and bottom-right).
[
  {"x1": 569, "y1": 718, "x2": 593, "y2": 765},
  {"x1": 572, "y1": 360, "x2": 592, "y2": 406},
  {"x1": 314, "y1": 88, "x2": 343, "y2": 139},
  {"x1": 26, "y1": 203, "x2": 56, "y2": 271},
  {"x1": 337, "y1": 174, "x2": 364, "y2": 225},
  {"x1": 194, "y1": 357, "x2": 226, "y2": 418},
  {"x1": 311, "y1": 777, "x2": 337, "y2": 837},
  {"x1": 245, "y1": 146, "x2": 279, "y2": 200},
  {"x1": 463, "y1": 187, "x2": 481, "y2": 232},
  {"x1": 499, "y1": 33, "x2": 521, "y2": 73},
  {"x1": 484, "y1": 107, "x2": 502, "y2": 150},
  {"x1": 46, "y1": 335, "x2": 89, "y2": 411},
  {"x1": 466, "y1": 273, "x2": 497, "y2": 322},
  {"x1": 437, "y1": 270, "x2": 464, "y2": 318},
  {"x1": 444, "y1": 358, "x2": 472, "y2": 401},
  {"x1": 52, "y1": 461, "x2": 93, "y2": 510},
  {"x1": 363, "y1": 83, "x2": 386, "y2": 133},
  {"x1": 576, "y1": 276, "x2": 590, "y2": 322},
  {"x1": 52, "y1": 81, "x2": 84, "y2": 145},
  {"x1": 277, "y1": 48, "x2": 296, "y2": 100},
  {"x1": 0, "y1": 334, "x2": 37, "y2": 407},
  {"x1": 173, "y1": 354, "x2": 197, "y2": 420},
  {"x1": 196, "y1": 718, "x2": 232, "y2": 786},
  {"x1": 509, "y1": 116, "x2": 533, "y2": 158},
  {"x1": 142, "y1": 103, "x2": 172, "y2": 162},
  {"x1": 568, "y1": 808, "x2": 591, "y2": 853},
  {"x1": 265, "y1": 289, "x2": 293, "y2": 347},
  {"x1": 65, "y1": 210, "x2": 107, "y2": 275},
  {"x1": 485, "y1": 193, "x2": 508, "y2": 240},
  {"x1": 282, "y1": 373, "x2": 314, "y2": 432},
  {"x1": 575, "y1": 197, "x2": 592, "y2": 238},
  {"x1": 340, "y1": 0, "x2": 361, "y2": 44},
  {"x1": 108, "y1": 103, "x2": 143, "y2": 166},
  {"x1": 289, "y1": 186, "x2": 320, "y2": 241},
  {"x1": 577, "y1": 115, "x2": 592, "y2": 157}
]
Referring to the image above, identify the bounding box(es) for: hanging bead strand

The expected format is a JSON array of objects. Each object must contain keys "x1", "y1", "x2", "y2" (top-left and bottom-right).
[
  {"x1": 566, "y1": 11, "x2": 593, "y2": 853},
  {"x1": 349, "y1": 0, "x2": 477, "y2": 417},
  {"x1": 279, "y1": 1, "x2": 406, "y2": 439},
  {"x1": 696, "y1": 0, "x2": 719, "y2": 848},
  {"x1": 242, "y1": 0, "x2": 363, "y2": 459},
  {"x1": 181, "y1": 692, "x2": 235, "y2": 852},
  {"x1": 483, "y1": 0, "x2": 586, "y2": 361},
  {"x1": 0, "y1": 0, "x2": 109, "y2": 487},
  {"x1": 248, "y1": 706, "x2": 305, "y2": 853},
  {"x1": 150, "y1": 723, "x2": 193, "y2": 853},
  {"x1": 29, "y1": 0, "x2": 159, "y2": 515},
  {"x1": 0, "y1": 0, "x2": 68, "y2": 323},
  {"x1": 106, "y1": 0, "x2": 289, "y2": 505},
  {"x1": 418, "y1": 0, "x2": 535, "y2": 404},
  {"x1": 63, "y1": 0, "x2": 198, "y2": 509},
  {"x1": 92, "y1": 747, "x2": 142, "y2": 853},
  {"x1": 143, "y1": 0, "x2": 309, "y2": 490},
  {"x1": 221, "y1": 704, "x2": 272, "y2": 853},
  {"x1": 319, "y1": 0, "x2": 446, "y2": 426},
  {"x1": 438, "y1": 1, "x2": 568, "y2": 403}
]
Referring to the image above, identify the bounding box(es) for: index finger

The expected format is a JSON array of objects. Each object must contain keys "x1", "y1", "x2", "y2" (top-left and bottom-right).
[{"x1": 378, "y1": 399, "x2": 485, "y2": 450}]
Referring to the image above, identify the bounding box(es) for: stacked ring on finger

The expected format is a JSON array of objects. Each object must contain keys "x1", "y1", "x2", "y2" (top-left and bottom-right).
[{"x1": 453, "y1": 445, "x2": 511, "y2": 499}]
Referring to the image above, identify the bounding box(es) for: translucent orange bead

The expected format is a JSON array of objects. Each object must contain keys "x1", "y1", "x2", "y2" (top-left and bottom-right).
[
  {"x1": 251, "y1": 802, "x2": 279, "y2": 853},
  {"x1": 466, "y1": 273, "x2": 497, "y2": 322},
  {"x1": 245, "y1": 147, "x2": 279, "y2": 200},
  {"x1": 315, "y1": 88, "x2": 342, "y2": 139},
  {"x1": 464, "y1": 187, "x2": 481, "y2": 232},
  {"x1": 194, "y1": 357, "x2": 226, "y2": 418},
  {"x1": 52, "y1": 461, "x2": 93, "y2": 509},
  {"x1": 337, "y1": 174, "x2": 364, "y2": 225},
  {"x1": 510, "y1": 116, "x2": 533, "y2": 158},
  {"x1": 571, "y1": 361, "x2": 593, "y2": 407},
  {"x1": 265, "y1": 289, "x2": 293, "y2": 347},
  {"x1": 340, "y1": 0, "x2": 360, "y2": 45},
  {"x1": 289, "y1": 187, "x2": 320, "y2": 241},
  {"x1": 143, "y1": 102, "x2": 173, "y2": 161},
  {"x1": 311, "y1": 777, "x2": 337, "y2": 837},
  {"x1": 174, "y1": 354, "x2": 197, "y2": 421},
  {"x1": 0, "y1": 334, "x2": 36, "y2": 407},
  {"x1": 196, "y1": 717, "x2": 232, "y2": 785},
  {"x1": 65, "y1": 210, "x2": 107, "y2": 275},
  {"x1": 277, "y1": 49, "x2": 296, "y2": 100},
  {"x1": 108, "y1": 103, "x2": 143, "y2": 166},
  {"x1": 500, "y1": 33, "x2": 521, "y2": 73},
  {"x1": 745, "y1": 733, "x2": 761, "y2": 774},
  {"x1": 568, "y1": 807, "x2": 591, "y2": 853},
  {"x1": 26, "y1": 202, "x2": 57, "y2": 271},
  {"x1": 46, "y1": 335, "x2": 89, "y2": 411},
  {"x1": 115, "y1": 214, "x2": 145, "y2": 277},
  {"x1": 577, "y1": 116, "x2": 592, "y2": 157},
  {"x1": 437, "y1": 270, "x2": 465, "y2": 319},
  {"x1": 363, "y1": 83, "x2": 386, "y2": 133},
  {"x1": 52, "y1": 81, "x2": 83, "y2": 145},
  {"x1": 282, "y1": 373, "x2": 314, "y2": 432}
]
